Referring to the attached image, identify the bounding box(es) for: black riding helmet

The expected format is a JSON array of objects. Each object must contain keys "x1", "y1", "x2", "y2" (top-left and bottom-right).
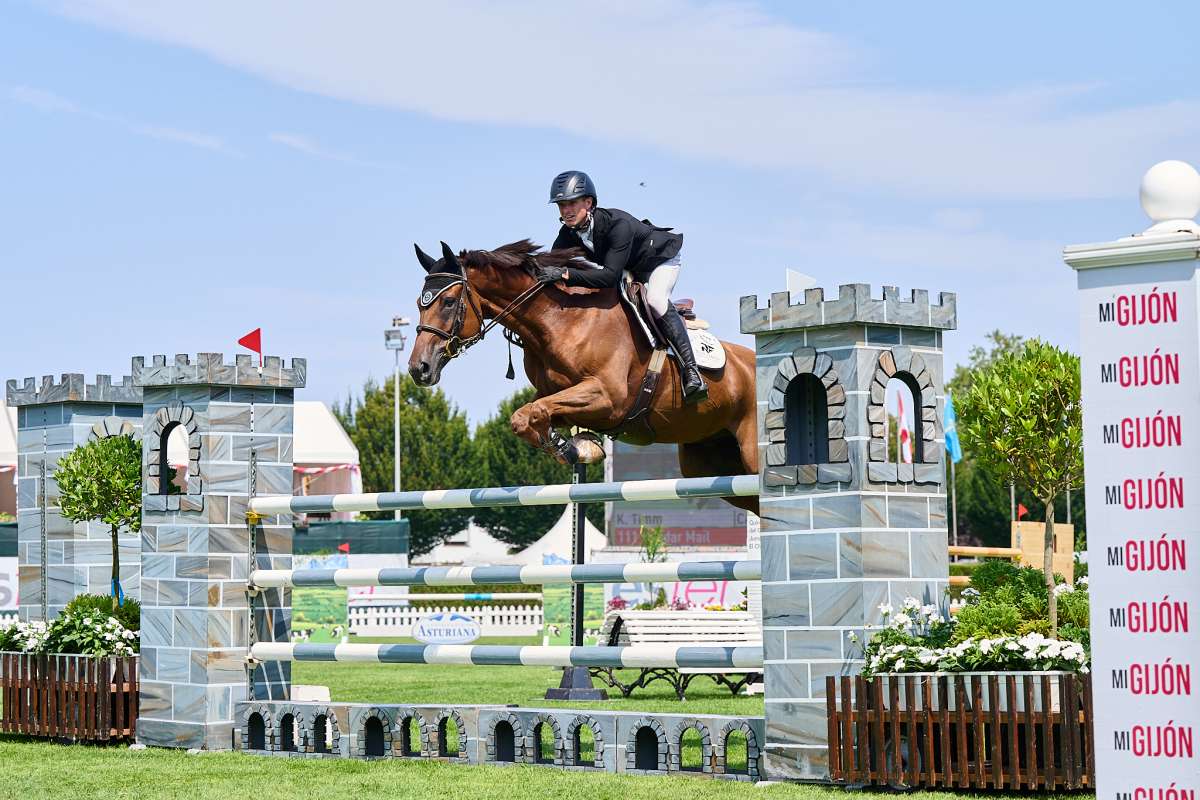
[{"x1": 548, "y1": 170, "x2": 597, "y2": 205}]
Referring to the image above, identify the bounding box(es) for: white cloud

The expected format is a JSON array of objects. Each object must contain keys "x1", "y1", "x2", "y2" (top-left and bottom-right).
[
  {"x1": 10, "y1": 85, "x2": 82, "y2": 113},
  {"x1": 9, "y1": 82, "x2": 239, "y2": 155},
  {"x1": 133, "y1": 124, "x2": 229, "y2": 152},
  {"x1": 45, "y1": 0, "x2": 1200, "y2": 199},
  {"x1": 268, "y1": 131, "x2": 398, "y2": 168}
]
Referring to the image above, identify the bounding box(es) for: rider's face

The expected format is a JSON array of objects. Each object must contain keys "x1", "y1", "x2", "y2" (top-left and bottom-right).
[{"x1": 556, "y1": 197, "x2": 593, "y2": 228}]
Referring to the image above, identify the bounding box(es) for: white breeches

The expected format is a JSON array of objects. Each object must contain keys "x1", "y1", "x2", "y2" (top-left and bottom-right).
[{"x1": 644, "y1": 254, "x2": 681, "y2": 317}]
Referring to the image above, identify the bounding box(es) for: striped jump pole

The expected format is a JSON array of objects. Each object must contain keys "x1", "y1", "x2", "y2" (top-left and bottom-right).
[
  {"x1": 250, "y1": 642, "x2": 764, "y2": 670},
  {"x1": 249, "y1": 559, "x2": 762, "y2": 589},
  {"x1": 247, "y1": 474, "x2": 758, "y2": 516},
  {"x1": 380, "y1": 592, "x2": 543, "y2": 602}
]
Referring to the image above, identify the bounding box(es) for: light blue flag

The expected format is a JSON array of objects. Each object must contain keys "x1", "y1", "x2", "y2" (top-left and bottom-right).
[{"x1": 944, "y1": 393, "x2": 963, "y2": 464}]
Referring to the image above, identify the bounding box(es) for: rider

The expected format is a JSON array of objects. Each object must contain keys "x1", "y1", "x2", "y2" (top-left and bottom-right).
[{"x1": 538, "y1": 170, "x2": 708, "y2": 404}]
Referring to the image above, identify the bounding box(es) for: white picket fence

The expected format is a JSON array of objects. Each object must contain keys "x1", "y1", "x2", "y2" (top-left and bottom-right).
[{"x1": 348, "y1": 603, "x2": 545, "y2": 638}]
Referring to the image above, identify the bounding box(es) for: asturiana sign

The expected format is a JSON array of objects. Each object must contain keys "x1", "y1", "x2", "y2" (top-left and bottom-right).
[{"x1": 412, "y1": 612, "x2": 481, "y2": 644}]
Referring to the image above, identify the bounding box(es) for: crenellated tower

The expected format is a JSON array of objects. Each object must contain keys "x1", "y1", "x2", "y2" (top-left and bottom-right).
[{"x1": 742, "y1": 283, "x2": 956, "y2": 780}]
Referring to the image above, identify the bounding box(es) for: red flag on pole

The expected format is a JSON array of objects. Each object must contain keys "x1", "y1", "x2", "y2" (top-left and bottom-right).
[
  {"x1": 1017, "y1": 503, "x2": 1029, "y2": 520},
  {"x1": 237, "y1": 328, "x2": 263, "y2": 366},
  {"x1": 897, "y1": 391, "x2": 913, "y2": 464}
]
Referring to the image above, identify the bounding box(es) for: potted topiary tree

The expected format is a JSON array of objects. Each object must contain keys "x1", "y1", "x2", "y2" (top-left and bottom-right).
[
  {"x1": 54, "y1": 433, "x2": 142, "y2": 611},
  {"x1": 957, "y1": 339, "x2": 1083, "y2": 633}
]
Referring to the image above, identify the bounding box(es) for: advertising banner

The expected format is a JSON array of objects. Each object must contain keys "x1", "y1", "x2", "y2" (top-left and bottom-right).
[
  {"x1": 593, "y1": 550, "x2": 753, "y2": 609},
  {"x1": 0, "y1": 556, "x2": 17, "y2": 611},
  {"x1": 1076, "y1": 261, "x2": 1199, "y2": 795},
  {"x1": 609, "y1": 441, "x2": 747, "y2": 548},
  {"x1": 346, "y1": 553, "x2": 409, "y2": 606}
]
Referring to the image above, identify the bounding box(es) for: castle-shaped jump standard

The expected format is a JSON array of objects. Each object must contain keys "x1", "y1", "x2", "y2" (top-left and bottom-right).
[{"x1": 741, "y1": 282, "x2": 956, "y2": 780}]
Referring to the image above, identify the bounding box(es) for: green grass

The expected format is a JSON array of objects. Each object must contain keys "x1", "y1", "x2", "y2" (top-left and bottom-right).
[
  {"x1": 0, "y1": 735, "x2": 1092, "y2": 800},
  {"x1": 292, "y1": 656, "x2": 763, "y2": 716}
]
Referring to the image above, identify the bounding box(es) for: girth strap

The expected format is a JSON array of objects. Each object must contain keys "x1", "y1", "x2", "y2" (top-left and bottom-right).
[{"x1": 599, "y1": 347, "x2": 667, "y2": 441}]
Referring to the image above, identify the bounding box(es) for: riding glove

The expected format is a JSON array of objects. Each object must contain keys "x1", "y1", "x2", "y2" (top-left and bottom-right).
[{"x1": 535, "y1": 264, "x2": 566, "y2": 283}]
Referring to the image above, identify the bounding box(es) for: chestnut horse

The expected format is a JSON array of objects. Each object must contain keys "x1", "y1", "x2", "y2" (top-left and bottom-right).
[{"x1": 408, "y1": 240, "x2": 758, "y2": 514}]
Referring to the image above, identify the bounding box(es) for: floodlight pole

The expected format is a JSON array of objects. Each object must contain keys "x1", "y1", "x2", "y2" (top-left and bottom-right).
[{"x1": 385, "y1": 317, "x2": 411, "y2": 521}]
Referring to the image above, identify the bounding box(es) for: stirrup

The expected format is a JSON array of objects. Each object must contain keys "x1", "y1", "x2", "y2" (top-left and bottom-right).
[{"x1": 682, "y1": 369, "x2": 708, "y2": 404}]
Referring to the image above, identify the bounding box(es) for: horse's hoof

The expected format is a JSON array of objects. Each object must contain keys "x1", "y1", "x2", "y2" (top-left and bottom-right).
[{"x1": 570, "y1": 435, "x2": 605, "y2": 464}]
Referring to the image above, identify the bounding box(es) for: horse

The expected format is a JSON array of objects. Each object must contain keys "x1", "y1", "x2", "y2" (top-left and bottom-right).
[{"x1": 408, "y1": 240, "x2": 759, "y2": 514}]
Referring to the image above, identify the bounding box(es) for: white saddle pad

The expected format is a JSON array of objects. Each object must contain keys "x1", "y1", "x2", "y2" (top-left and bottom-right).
[{"x1": 689, "y1": 328, "x2": 727, "y2": 371}]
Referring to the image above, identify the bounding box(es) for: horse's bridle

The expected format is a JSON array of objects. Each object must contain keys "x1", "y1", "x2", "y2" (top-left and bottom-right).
[{"x1": 415, "y1": 269, "x2": 548, "y2": 362}]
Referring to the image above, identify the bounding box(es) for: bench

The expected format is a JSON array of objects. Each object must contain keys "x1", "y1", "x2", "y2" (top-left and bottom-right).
[{"x1": 591, "y1": 610, "x2": 762, "y2": 699}]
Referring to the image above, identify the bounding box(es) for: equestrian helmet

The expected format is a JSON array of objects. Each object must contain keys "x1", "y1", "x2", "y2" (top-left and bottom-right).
[{"x1": 548, "y1": 170, "x2": 597, "y2": 205}]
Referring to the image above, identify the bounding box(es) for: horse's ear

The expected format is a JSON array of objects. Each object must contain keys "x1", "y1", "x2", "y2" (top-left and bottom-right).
[
  {"x1": 440, "y1": 241, "x2": 461, "y2": 273},
  {"x1": 414, "y1": 243, "x2": 437, "y2": 273}
]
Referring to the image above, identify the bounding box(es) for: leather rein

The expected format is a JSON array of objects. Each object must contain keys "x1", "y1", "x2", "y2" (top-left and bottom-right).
[{"x1": 415, "y1": 270, "x2": 547, "y2": 361}]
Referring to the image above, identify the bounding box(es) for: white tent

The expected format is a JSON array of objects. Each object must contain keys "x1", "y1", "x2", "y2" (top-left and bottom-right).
[
  {"x1": 1, "y1": 402, "x2": 17, "y2": 516},
  {"x1": 0, "y1": 403, "x2": 16, "y2": 470},
  {"x1": 412, "y1": 522, "x2": 514, "y2": 566},
  {"x1": 294, "y1": 401, "x2": 360, "y2": 468},
  {"x1": 507, "y1": 506, "x2": 608, "y2": 567},
  {"x1": 292, "y1": 401, "x2": 362, "y2": 520}
]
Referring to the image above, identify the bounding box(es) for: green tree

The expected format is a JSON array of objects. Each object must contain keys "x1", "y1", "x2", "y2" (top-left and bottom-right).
[
  {"x1": 335, "y1": 376, "x2": 478, "y2": 556},
  {"x1": 948, "y1": 330, "x2": 1027, "y2": 395},
  {"x1": 946, "y1": 331, "x2": 1085, "y2": 546},
  {"x1": 958, "y1": 340, "x2": 1083, "y2": 633},
  {"x1": 54, "y1": 434, "x2": 142, "y2": 611},
  {"x1": 472, "y1": 387, "x2": 603, "y2": 548}
]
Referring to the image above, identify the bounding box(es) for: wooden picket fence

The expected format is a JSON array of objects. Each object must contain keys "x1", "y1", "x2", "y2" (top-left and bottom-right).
[
  {"x1": 0, "y1": 652, "x2": 139, "y2": 742},
  {"x1": 826, "y1": 673, "x2": 1094, "y2": 790}
]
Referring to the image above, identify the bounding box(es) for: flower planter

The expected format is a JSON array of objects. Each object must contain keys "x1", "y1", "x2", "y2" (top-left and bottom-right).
[
  {"x1": 874, "y1": 671, "x2": 1072, "y2": 713},
  {"x1": 0, "y1": 651, "x2": 139, "y2": 742},
  {"x1": 826, "y1": 672, "x2": 1094, "y2": 791}
]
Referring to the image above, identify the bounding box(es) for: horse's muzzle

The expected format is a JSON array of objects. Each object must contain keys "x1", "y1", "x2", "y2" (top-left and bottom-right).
[{"x1": 409, "y1": 353, "x2": 447, "y2": 386}]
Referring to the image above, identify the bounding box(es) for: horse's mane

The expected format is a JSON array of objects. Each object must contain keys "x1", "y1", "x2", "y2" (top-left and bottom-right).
[{"x1": 463, "y1": 239, "x2": 584, "y2": 273}]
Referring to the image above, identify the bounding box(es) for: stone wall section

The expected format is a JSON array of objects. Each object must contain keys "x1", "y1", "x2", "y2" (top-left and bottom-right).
[
  {"x1": 5, "y1": 373, "x2": 142, "y2": 621},
  {"x1": 135, "y1": 353, "x2": 303, "y2": 751},
  {"x1": 236, "y1": 701, "x2": 764, "y2": 780}
]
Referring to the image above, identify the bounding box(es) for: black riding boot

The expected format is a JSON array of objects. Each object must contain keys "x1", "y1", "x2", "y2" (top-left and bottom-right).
[{"x1": 659, "y1": 306, "x2": 708, "y2": 404}]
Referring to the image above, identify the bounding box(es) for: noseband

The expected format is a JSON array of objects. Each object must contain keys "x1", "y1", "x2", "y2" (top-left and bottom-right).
[{"x1": 415, "y1": 268, "x2": 547, "y2": 362}]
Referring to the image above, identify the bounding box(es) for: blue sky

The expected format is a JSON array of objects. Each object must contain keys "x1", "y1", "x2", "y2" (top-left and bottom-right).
[{"x1": 3, "y1": 1, "x2": 1199, "y2": 424}]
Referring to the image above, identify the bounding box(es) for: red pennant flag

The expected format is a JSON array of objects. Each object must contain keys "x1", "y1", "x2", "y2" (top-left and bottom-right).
[
  {"x1": 337, "y1": 542, "x2": 350, "y2": 554},
  {"x1": 1017, "y1": 503, "x2": 1029, "y2": 520},
  {"x1": 238, "y1": 328, "x2": 263, "y2": 366}
]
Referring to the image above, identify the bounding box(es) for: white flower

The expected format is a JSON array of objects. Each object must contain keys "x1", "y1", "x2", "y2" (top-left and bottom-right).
[
  {"x1": 878, "y1": 603, "x2": 894, "y2": 617},
  {"x1": 1076, "y1": 575, "x2": 1089, "y2": 588},
  {"x1": 894, "y1": 659, "x2": 906, "y2": 670},
  {"x1": 1052, "y1": 583, "x2": 1074, "y2": 597},
  {"x1": 903, "y1": 597, "x2": 922, "y2": 611},
  {"x1": 980, "y1": 640, "x2": 994, "y2": 654},
  {"x1": 890, "y1": 613, "x2": 914, "y2": 630}
]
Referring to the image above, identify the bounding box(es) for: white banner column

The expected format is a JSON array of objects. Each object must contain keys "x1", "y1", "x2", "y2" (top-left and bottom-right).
[{"x1": 1065, "y1": 160, "x2": 1200, "y2": 798}]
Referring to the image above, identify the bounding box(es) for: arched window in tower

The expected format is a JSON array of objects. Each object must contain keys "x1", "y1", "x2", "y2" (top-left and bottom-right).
[
  {"x1": 784, "y1": 373, "x2": 829, "y2": 465},
  {"x1": 158, "y1": 422, "x2": 189, "y2": 495},
  {"x1": 884, "y1": 375, "x2": 922, "y2": 464}
]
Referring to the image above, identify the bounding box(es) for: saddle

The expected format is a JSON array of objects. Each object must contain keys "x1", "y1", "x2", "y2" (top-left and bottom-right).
[{"x1": 593, "y1": 282, "x2": 724, "y2": 445}]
